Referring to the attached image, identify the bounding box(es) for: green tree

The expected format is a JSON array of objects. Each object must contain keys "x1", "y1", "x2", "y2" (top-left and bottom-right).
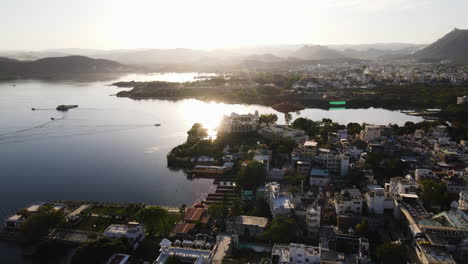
[
  {"x1": 187, "y1": 123, "x2": 208, "y2": 141},
  {"x1": 420, "y1": 180, "x2": 447, "y2": 208},
  {"x1": 230, "y1": 200, "x2": 242, "y2": 217},
  {"x1": 376, "y1": 242, "x2": 406, "y2": 264},
  {"x1": 263, "y1": 216, "x2": 298, "y2": 243},
  {"x1": 237, "y1": 161, "x2": 266, "y2": 190},
  {"x1": 20, "y1": 206, "x2": 65, "y2": 242},
  {"x1": 71, "y1": 237, "x2": 128, "y2": 264},
  {"x1": 355, "y1": 218, "x2": 369, "y2": 237},
  {"x1": 346, "y1": 122, "x2": 363, "y2": 136},
  {"x1": 284, "y1": 168, "x2": 305, "y2": 186},
  {"x1": 259, "y1": 113, "x2": 278, "y2": 126},
  {"x1": 207, "y1": 204, "x2": 227, "y2": 219},
  {"x1": 346, "y1": 169, "x2": 366, "y2": 187},
  {"x1": 136, "y1": 207, "x2": 169, "y2": 236},
  {"x1": 284, "y1": 113, "x2": 292, "y2": 125}
]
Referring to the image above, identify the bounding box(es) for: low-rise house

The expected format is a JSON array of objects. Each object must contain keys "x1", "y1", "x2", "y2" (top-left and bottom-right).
[
  {"x1": 226, "y1": 215, "x2": 268, "y2": 238},
  {"x1": 4, "y1": 202, "x2": 45, "y2": 229},
  {"x1": 103, "y1": 222, "x2": 145, "y2": 250},
  {"x1": 155, "y1": 235, "x2": 234, "y2": 264}
]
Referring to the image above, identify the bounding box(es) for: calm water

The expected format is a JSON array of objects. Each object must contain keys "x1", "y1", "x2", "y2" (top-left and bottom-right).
[{"x1": 0, "y1": 73, "x2": 423, "y2": 220}]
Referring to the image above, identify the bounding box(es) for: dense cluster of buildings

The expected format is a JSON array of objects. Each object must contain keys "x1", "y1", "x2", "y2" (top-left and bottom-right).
[
  {"x1": 281, "y1": 63, "x2": 468, "y2": 93},
  {"x1": 215, "y1": 111, "x2": 467, "y2": 263},
  {"x1": 3, "y1": 109, "x2": 467, "y2": 264}
]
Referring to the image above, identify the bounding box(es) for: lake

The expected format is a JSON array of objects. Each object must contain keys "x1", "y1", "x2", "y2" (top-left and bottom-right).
[{"x1": 0, "y1": 73, "x2": 423, "y2": 221}]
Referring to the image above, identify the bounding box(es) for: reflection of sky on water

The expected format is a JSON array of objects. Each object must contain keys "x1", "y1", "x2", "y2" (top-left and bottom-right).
[{"x1": 0, "y1": 73, "x2": 422, "y2": 222}]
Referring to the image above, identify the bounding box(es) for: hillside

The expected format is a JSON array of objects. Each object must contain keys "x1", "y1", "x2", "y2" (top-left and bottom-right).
[
  {"x1": 290, "y1": 45, "x2": 347, "y2": 60},
  {"x1": 0, "y1": 56, "x2": 130, "y2": 77},
  {"x1": 413, "y1": 28, "x2": 468, "y2": 60}
]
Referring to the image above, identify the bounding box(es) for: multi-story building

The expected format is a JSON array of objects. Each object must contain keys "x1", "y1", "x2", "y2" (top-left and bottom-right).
[
  {"x1": 306, "y1": 205, "x2": 321, "y2": 235},
  {"x1": 218, "y1": 111, "x2": 259, "y2": 134},
  {"x1": 385, "y1": 176, "x2": 418, "y2": 198},
  {"x1": 271, "y1": 243, "x2": 321, "y2": 264},
  {"x1": 315, "y1": 152, "x2": 349, "y2": 177},
  {"x1": 259, "y1": 124, "x2": 308, "y2": 144},
  {"x1": 301, "y1": 141, "x2": 318, "y2": 157},
  {"x1": 266, "y1": 182, "x2": 294, "y2": 217},
  {"x1": 459, "y1": 191, "x2": 468, "y2": 210},
  {"x1": 365, "y1": 186, "x2": 394, "y2": 215},
  {"x1": 337, "y1": 129, "x2": 348, "y2": 140},
  {"x1": 334, "y1": 188, "x2": 363, "y2": 215},
  {"x1": 309, "y1": 169, "x2": 330, "y2": 187},
  {"x1": 360, "y1": 125, "x2": 383, "y2": 142}
]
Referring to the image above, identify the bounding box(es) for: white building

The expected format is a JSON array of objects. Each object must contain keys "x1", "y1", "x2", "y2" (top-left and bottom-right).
[
  {"x1": 259, "y1": 124, "x2": 308, "y2": 144},
  {"x1": 103, "y1": 222, "x2": 145, "y2": 250},
  {"x1": 360, "y1": 125, "x2": 383, "y2": 142},
  {"x1": 272, "y1": 243, "x2": 321, "y2": 264},
  {"x1": 334, "y1": 188, "x2": 363, "y2": 215},
  {"x1": 459, "y1": 191, "x2": 468, "y2": 210},
  {"x1": 266, "y1": 182, "x2": 294, "y2": 217},
  {"x1": 385, "y1": 176, "x2": 418, "y2": 198},
  {"x1": 365, "y1": 186, "x2": 394, "y2": 215},
  {"x1": 218, "y1": 111, "x2": 259, "y2": 134},
  {"x1": 315, "y1": 153, "x2": 349, "y2": 177},
  {"x1": 155, "y1": 235, "x2": 234, "y2": 264},
  {"x1": 457, "y1": 95, "x2": 468, "y2": 105},
  {"x1": 306, "y1": 205, "x2": 321, "y2": 234},
  {"x1": 414, "y1": 169, "x2": 436, "y2": 181}
]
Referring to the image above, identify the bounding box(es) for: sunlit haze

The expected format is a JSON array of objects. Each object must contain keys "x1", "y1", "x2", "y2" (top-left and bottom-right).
[{"x1": 2, "y1": 0, "x2": 468, "y2": 50}]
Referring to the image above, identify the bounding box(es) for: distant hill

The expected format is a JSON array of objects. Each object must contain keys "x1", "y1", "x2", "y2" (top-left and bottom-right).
[
  {"x1": 290, "y1": 45, "x2": 347, "y2": 60},
  {"x1": 413, "y1": 28, "x2": 468, "y2": 60},
  {"x1": 0, "y1": 56, "x2": 130, "y2": 77},
  {"x1": 341, "y1": 45, "x2": 425, "y2": 61},
  {"x1": 244, "y1": 53, "x2": 284, "y2": 63}
]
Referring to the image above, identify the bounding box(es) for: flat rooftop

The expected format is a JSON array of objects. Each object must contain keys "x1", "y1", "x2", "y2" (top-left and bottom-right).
[
  {"x1": 231, "y1": 215, "x2": 268, "y2": 228},
  {"x1": 304, "y1": 141, "x2": 318, "y2": 147}
]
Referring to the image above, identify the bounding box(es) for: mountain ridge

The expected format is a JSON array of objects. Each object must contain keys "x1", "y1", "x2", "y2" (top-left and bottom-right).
[{"x1": 413, "y1": 28, "x2": 468, "y2": 60}]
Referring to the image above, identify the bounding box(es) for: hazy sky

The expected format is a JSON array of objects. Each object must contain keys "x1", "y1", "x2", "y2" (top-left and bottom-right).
[{"x1": 2, "y1": 0, "x2": 468, "y2": 50}]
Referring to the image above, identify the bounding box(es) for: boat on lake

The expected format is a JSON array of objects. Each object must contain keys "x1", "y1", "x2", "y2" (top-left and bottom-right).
[{"x1": 56, "y1": 105, "x2": 78, "y2": 111}]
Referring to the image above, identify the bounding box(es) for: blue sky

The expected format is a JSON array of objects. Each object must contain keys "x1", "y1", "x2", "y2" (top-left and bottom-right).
[{"x1": 2, "y1": 0, "x2": 468, "y2": 50}]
